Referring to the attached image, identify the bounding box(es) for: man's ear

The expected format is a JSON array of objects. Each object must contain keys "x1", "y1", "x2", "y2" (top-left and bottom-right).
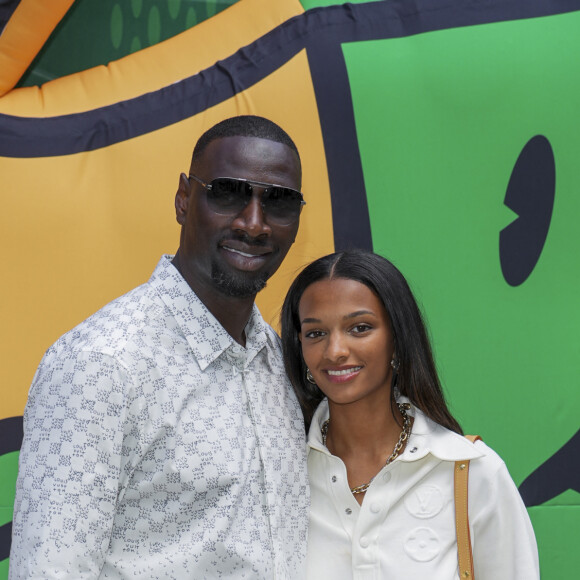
[{"x1": 175, "y1": 173, "x2": 191, "y2": 225}]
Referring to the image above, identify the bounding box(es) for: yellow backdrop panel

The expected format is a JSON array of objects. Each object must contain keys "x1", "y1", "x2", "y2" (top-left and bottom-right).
[{"x1": 0, "y1": 48, "x2": 333, "y2": 419}]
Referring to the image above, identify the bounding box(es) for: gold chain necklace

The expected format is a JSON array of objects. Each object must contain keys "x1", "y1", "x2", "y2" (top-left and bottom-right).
[{"x1": 321, "y1": 402, "x2": 412, "y2": 495}]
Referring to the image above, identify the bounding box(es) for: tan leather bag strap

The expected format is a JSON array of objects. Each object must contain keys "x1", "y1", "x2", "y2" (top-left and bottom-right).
[{"x1": 454, "y1": 435, "x2": 481, "y2": 579}]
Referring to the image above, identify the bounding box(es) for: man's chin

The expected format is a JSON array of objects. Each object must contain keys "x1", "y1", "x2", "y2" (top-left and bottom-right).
[{"x1": 211, "y1": 265, "x2": 270, "y2": 298}]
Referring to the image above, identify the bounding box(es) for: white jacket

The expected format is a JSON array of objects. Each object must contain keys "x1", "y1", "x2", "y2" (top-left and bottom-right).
[{"x1": 306, "y1": 398, "x2": 539, "y2": 580}]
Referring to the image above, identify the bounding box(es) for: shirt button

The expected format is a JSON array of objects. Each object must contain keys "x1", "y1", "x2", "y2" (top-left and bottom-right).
[
  {"x1": 331, "y1": 475, "x2": 337, "y2": 483},
  {"x1": 382, "y1": 472, "x2": 392, "y2": 483},
  {"x1": 370, "y1": 502, "x2": 383, "y2": 514},
  {"x1": 345, "y1": 508, "x2": 352, "y2": 515},
  {"x1": 360, "y1": 536, "x2": 370, "y2": 548}
]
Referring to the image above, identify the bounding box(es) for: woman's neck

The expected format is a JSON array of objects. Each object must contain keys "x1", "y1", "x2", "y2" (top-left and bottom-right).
[
  {"x1": 323, "y1": 397, "x2": 411, "y2": 505},
  {"x1": 325, "y1": 398, "x2": 405, "y2": 458}
]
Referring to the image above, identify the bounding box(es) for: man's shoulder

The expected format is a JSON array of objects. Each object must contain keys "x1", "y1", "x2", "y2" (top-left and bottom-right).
[{"x1": 52, "y1": 277, "x2": 167, "y2": 360}]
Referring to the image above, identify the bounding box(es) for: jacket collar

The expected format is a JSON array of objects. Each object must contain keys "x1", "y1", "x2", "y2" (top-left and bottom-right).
[{"x1": 307, "y1": 397, "x2": 484, "y2": 462}]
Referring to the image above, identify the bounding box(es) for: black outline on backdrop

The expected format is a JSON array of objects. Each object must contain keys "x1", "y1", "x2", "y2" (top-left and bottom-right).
[
  {"x1": 518, "y1": 429, "x2": 580, "y2": 507},
  {"x1": 0, "y1": 416, "x2": 23, "y2": 561},
  {"x1": 0, "y1": 416, "x2": 23, "y2": 456},
  {"x1": 0, "y1": 0, "x2": 22, "y2": 34},
  {"x1": 1, "y1": 0, "x2": 579, "y2": 249}
]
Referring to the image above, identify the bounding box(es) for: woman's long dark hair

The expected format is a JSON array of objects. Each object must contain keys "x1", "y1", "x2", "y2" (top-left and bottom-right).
[{"x1": 281, "y1": 250, "x2": 462, "y2": 434}]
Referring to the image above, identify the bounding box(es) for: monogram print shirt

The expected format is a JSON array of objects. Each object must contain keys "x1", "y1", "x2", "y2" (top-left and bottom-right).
[
  {"x1": 10, "y1": 255, "x2": 309, "y2": 579},
  {"x1": 306, "y1": 399, "x2": 539, "y2": 580}
]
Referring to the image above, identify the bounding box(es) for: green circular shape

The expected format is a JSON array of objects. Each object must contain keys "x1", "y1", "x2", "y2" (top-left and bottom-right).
[
  {"x1": 185, "y1": 6, "x2": 198, "y2": 29},
  {"x1": 110, "y1": 4, "x2": 123, "y2": 50},
  {"x1": 168, "y1": 0, "x2": 181, "y2": 20},
  {"x1": 130, "y1": 35, "x2": 142, "y2": 53},
  {"x1": 131, "y1": 0, "x2": 143, "y2": 18},
  {"x1": 148, "y1": 6, "x2": 161, "y2": 45}
]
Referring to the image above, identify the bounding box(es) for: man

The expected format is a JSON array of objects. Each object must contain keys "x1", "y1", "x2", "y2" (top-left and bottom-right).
[{"x1": 10, "y1": 116, "x2": 309, "y2": 579}]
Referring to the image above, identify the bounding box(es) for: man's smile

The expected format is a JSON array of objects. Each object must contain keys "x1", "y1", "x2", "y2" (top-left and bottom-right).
[{"x1": 221, "y1": 241, "x2": 272, "y2": 258}]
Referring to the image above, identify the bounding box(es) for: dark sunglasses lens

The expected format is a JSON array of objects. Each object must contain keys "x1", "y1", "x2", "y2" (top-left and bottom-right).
[
  {"x1": 206, "y1": 178, "x2": 250, "y2": 213},
  {"x1": 263, "y1": 187, "x2": 303, "y2": 223},
  {"x1": 205, "y1": 178, "x2": 303, "y2": 224}
]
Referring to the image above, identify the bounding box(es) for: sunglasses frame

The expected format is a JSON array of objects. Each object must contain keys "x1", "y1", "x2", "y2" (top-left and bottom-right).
[{"x1": 188, "y1": 174, "x2": 305, "y2": 224}]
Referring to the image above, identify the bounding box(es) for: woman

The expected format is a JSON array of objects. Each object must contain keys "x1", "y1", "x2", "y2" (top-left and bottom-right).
[{"x1": 281, "y1": 250, "x2": 539, "y2": 580}]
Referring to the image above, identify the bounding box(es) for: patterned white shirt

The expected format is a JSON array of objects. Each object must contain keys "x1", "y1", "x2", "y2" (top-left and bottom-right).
[{"x1": 10, "y1": 255, "x2": 309, "y2": 579}]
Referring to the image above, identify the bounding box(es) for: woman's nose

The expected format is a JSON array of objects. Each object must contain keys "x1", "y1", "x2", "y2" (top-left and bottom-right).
[{"x1": 324, "y1": 333, "x2": 349, "y2": 362}]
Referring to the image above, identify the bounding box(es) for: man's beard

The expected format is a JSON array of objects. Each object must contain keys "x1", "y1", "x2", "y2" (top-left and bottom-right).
[{"x1": 210, "y1": 260, "x2": 270, "y2": 298}]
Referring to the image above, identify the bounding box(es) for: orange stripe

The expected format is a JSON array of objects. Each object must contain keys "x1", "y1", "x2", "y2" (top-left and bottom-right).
[
  {"x1": 0, "y1": 0, "x2": 76, "y2": 97},
  {"x1": 0, "y1": 0, "x2": 305, "y2": 115}
]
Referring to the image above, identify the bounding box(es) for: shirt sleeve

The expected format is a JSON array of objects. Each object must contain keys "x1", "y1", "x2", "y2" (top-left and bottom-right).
[
  {"x1": 9, "y1": 347, "x2": 131, "y2": 579},
  {"x1": 470, "y1": 445, "x2": 540, "y2": 580}
]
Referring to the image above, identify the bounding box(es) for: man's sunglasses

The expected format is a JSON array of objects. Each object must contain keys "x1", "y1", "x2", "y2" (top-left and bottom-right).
[{"x1": 189, "y1": 174, "x2": 305, "y2": 226}]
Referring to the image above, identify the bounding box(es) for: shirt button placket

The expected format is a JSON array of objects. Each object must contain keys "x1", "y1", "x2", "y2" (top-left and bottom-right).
[{"x1": 370, "y1": 502, "x2": 383, "y2": 514}]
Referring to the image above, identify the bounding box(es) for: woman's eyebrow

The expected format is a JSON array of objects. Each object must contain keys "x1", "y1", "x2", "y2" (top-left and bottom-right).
[
  {"x1": 344, "y1": 310, "x2": 376, "y2": 320},
  {"x1": 301, "y1": 310, "x2": 377, "y2": 325},
  {"x1": 301, "y1": 317, "x2": 321, "y2": 325}
]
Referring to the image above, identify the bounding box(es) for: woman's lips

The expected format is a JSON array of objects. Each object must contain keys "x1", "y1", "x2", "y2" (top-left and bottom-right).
[{"x1": 324, "y1": 366, "x2": 362, "y2": 383}]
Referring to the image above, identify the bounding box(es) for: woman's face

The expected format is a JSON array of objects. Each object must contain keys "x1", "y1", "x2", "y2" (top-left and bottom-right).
[{"x1": 298, "y1": 277, "x2": 395, "y2": 407}]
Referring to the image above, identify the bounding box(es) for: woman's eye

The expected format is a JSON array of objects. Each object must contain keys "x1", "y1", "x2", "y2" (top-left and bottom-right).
[
  {"x1": 351, "y1": 324, "x2": 372, "y2": 334},
  {"x1": 304, "y1": 330, "x2": 325, "y2": 339}
]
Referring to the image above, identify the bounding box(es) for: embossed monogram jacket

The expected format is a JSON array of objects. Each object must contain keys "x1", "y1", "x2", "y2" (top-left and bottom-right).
[
  {"x1": 10, "y1": 255, "x2": 309, "y2": 579},
  {"x1": 306, "y1": 399, "x2": 539, "y2": 580}
]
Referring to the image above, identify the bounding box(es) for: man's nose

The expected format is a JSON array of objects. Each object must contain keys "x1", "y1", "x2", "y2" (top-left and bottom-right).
[{"x1": 231, "y1": 192, "x2": 272, "y2": 237}]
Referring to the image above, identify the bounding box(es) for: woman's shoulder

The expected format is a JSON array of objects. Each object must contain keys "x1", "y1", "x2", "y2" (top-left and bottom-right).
[
  {"x1": 408, "y1": 405, "x2": 511, "y2": 475},
  {"x1": 406, "y1": 405, "x2": 484, "y2": 462}
]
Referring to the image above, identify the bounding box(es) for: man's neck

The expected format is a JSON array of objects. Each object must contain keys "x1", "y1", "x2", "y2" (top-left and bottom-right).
[
  {"x1": 171, "y1": 254, "x2": 255, "y2": 346},
  {"x1": 204, "y1": 292, "x2": 254, "y2": 347}
]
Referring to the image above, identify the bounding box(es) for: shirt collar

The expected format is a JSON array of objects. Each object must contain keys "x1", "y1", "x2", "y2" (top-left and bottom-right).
[
  {"x1": 307, "y1": 397, "x2": 484, "y2": 462},
  {"x1": 399, "y1": 397, "x2": 484, "y2": 462},
  {"x1": 150, "y1": 255, "x2": 269, "y2": 370},
  {"x1": 307, "y1": 399, "x2": 330, "y2": 454}
]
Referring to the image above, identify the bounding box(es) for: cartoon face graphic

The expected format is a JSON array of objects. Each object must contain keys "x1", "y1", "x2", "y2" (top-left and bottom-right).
[{"x1": 342, "y1": 14, "x2": 580, "y2": 575}]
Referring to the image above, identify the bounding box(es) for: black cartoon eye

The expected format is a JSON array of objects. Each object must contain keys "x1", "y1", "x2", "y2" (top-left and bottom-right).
[{"x1": 499, "y1": 135, "x2": 556, "y2": 287}]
